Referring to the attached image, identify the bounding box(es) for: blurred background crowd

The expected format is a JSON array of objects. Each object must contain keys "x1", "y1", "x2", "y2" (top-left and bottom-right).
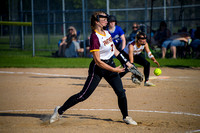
[{"x1": 0, "y1": 0, "x2": 199, "y2": 58}]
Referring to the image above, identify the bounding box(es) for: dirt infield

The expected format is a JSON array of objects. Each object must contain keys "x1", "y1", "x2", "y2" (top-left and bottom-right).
[{"x1": 0, "y1": 67, "x2": 200, "y2": 133}]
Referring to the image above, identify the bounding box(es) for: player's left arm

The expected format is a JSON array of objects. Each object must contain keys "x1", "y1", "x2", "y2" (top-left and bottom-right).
[{"x1": 144, "y1": 42, "x2": 160, "y2": 67}]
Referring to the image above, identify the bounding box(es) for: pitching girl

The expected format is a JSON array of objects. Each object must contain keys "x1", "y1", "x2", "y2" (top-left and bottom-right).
[{"x1": 50, "y1": 11, "x2": 138, "y2": 125}]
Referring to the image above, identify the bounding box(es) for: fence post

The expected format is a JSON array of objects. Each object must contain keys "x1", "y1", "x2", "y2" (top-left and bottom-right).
[
  {"x1": 20, "y1": 0, "x2": 24, "y2": 50},
  {"x1": 47, "y1": 0, "x2": 50, "y2": 45},
  {"x1": 106, "y1": 0, "x2": 109, "y2": 15},
  {"x1": 82, "y1": 0, "x2": 86, "y2": 57},
  {"x1": 62, "y1": 0, "x2": 66, "y2": 37},
  {"x1": 31, "y1": 0, "x2": 35, "y2": 57}
]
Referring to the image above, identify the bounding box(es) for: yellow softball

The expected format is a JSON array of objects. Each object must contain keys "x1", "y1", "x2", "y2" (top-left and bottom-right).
[{"x1": 154, "y1": 68, "x2": 162, "y2": 76}]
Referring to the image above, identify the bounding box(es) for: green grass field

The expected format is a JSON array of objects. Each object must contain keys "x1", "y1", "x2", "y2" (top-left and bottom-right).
[{"x1": 0, "y1": 44, "x2": 200, "y2": 68}]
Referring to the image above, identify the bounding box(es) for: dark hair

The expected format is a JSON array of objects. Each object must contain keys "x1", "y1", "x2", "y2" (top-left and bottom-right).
[
  {"x1": 91, "y1": 11, "x2": 107, "y2": 31},
  {"x1": 108, "y1": 15, "x2": 117, "y2": 25},
  {"x1": 181, "y1": 27, "x2": 187, "y2": 32},
  {"x1": 195, "y1": 26, "x2": 200, "y2": 39},
  {"x1": 159, "y1": 21, "x2": 167, "y2": 30},
  {"x1": 135, "y1": 31, "x2": 147, "y2": 42}
]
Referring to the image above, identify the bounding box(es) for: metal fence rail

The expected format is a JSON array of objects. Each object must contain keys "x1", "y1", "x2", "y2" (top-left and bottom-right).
[{"x1": 0, "y1": 0, "x2": 199, "y2": 57}]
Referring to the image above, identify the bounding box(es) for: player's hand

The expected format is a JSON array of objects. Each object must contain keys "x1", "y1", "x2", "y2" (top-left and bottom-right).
[
  {"x1": 114, "y1": 65, "x2": 125, "y2": 73},
  {"x1": 125, "y1": 62, "x2": 133, "y2": 69},
  {"x1": 154, "y1": 60, "x2": 160, "y2": 67}
]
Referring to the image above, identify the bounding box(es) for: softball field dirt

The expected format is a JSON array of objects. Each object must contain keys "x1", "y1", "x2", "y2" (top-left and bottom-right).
[{"x1": 0, "y1": 67, "x2": 199, "y2": 133}]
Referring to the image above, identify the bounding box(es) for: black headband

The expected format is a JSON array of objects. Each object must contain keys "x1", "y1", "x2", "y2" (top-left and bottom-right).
[
  {"x1": 138, "y1": 36, "x2": 147, "y2": 40},
  {"x1": 97, "y1": 15, "x2": 108, "y2": 19}
]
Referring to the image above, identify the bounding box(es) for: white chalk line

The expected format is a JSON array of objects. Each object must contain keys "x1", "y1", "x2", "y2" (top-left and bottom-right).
[
  {"x1": 0, "y1": 109, "x2": 199, "y2": 133},
  {"x1": 187, "y1": 129, "x2": 200, "y2": 133},
  {"x1": 0, "y1": 70, "x2": 191, "y2": 80},
  {"x1": 0, "y1": 71, "x2": 85, "y2": 78},
  {"x1": 0, "y1": 108, "x2": 199, "y2": 117},
  {"x1": 0, "y1": 71, "x2": 198, "y2": 117}
]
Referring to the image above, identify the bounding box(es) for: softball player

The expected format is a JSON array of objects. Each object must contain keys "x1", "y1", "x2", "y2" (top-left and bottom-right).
[
  {"x1": 120, "y1": 31, "x2": 160, "y2": 86},
  {"x1": 50, "y1": 11, "x2": 138, "y2": 125}
]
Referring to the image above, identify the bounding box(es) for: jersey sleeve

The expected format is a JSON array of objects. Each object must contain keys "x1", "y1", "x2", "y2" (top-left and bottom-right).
[
  {"x1": 130, "y1": 41, "x2": 135, "y2": 46},
  {"x1": 89, "y1": 32, "x2": 100, "y2": 52}
]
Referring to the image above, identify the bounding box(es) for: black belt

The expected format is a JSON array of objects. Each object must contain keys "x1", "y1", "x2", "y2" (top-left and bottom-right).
[{"x1": 101, "y1": 57, "x2": 113, "y2": 64}]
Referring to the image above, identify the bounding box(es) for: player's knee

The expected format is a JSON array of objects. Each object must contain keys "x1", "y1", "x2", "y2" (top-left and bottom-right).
[
  {"x1": 117, "y1": 89, "x2": 126, "y2": 99},
  {"x1": 77, "y1": 95, "x2": 89, "y2": 102}
]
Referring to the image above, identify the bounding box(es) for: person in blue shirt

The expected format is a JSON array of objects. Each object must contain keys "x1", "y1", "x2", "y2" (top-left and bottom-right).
[{"x1": 108, "y1": 15, "x2": 126, "y2": 51}]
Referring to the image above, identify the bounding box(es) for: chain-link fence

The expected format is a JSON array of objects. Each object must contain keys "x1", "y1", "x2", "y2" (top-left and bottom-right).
[{"x1": 0, "y1": 0, "x2": 200, "y2": 56}]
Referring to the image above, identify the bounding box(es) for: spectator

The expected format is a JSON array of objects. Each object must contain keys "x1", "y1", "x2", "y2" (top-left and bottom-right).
[
  {"x1": 190, "y1": 27, "x2": 200, "y2": 58},
  {"x1": 153, "y1": 21, "x2": 171, "y2": 48},
  {"x1": 128, "y1": 22, "x2": 140, "y2": 42},
  {"x1": 189, "y1": 28, "x2": 196, "y2": 41},
  {"x1": 161, "y1": 31, "x2": 191, "y2": 59},
  {"x1": 80, "y1": 35, "x2": 91, "y2": 57},
  {"x1": 146, "y1": 25, "x2": 156, "y2": 48},
  {"x1": 64, "y1": 39, "x2": 84, "y2": 57},
  {"x1": 58, "y1": 26, "x2": 83, "y2": 57},
  {"x1": 179, "y1": 26, "x2": 187, "y2": 33},
  {"x1": 107, "y1": 15, "x2": 126, "y2": 51}
]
